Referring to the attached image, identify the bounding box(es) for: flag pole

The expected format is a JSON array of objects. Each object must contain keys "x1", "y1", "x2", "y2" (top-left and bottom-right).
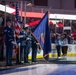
[
  {"x1": 23, "y1": 1, "x2": 27, "y2": 63},
  {"x1": 4, "y1": 1, "x2": 6, "y2": 27},
  {"x1": 48, "y1": 11, "x2": 50, "y2": 25},
  {"x1": 70, "y1": 20, "x2": 72, "y2": 34},
  {"x1": 55, "y1": 15, "x2": 57, "y2": 35},
  {"x1": 24, "y1": 1, "x2": 26, "y2": 26},
  {"x1": 20, "y1": 1, "x2": 23, "y2": 22},
  {"x1": 63, "y1": 18, "x2": 64, "y2": 33},
  {"x1": 47, "y1": 11, "x2": 50, "y2": 60},
  {"x1": 15, "y1": 1, "x2": 20, "y2": 63},
  {"x1": 18, "y1": 1, "x2": 20, "y2": 63}
]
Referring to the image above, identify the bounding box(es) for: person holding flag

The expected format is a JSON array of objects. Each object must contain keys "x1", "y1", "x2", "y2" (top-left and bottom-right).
[
  {"x1": 23, "y1": 25, "x2": 32, "y2": 63},
  {"x1": 15, "y1": 22, "x2": 25, "y2": 64},
  {"x1": 14, "y1": 2, "x2": 32, "y2": 64},
  {"x1": 31, "y1": 35, "x2": 40, "y2": 63},
  {"x1": 14, "y1": 2, "x2": 24, "y2": 64},
  {"x1": 16, "y1": 23, "x2": 32, "y2": 64}
]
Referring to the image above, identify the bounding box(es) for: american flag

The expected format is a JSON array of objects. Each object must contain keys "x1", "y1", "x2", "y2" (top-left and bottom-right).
[{"x1": 14, "y1": 2, "x2": 21, "y2": 36}]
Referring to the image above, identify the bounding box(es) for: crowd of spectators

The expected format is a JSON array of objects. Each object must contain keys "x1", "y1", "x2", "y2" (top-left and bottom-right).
[{"x1": 0, "y1": 1, "x2": 76, "y2": 44}]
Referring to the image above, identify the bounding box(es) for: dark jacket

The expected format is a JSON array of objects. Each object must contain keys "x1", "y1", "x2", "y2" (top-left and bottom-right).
[{"x1": 4, "y1": 26, "x2": 14, "y2": 45}]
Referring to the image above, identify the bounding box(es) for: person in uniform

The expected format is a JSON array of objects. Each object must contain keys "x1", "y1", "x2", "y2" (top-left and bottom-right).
[
  {"x1": 16, "y1": 22, "x2": 25, "y2": 64},
  {"x1": 4, "y1": 20, "x2": 14, "y2": 66},
  {"x1": 16, "y1": 24, "x2": 32, "y2": 64},
  {"x1": 31, "y1": 36, "x2": 39, "y2": 63},
  {"x1": 23, "y1": 25, "x2": 32, "y2": 63}
]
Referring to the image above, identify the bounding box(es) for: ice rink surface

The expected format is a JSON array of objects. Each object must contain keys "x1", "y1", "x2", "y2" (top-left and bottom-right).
[
  {"x1": 0, "y1": 64, "x2": 76, "y2": 75},
  {"x1": 0, "y1": 57, "x2": 76, "y2": 75}
]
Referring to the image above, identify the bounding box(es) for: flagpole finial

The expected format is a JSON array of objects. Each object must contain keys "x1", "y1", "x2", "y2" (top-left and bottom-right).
[
  {"x1": 47, "y1": 11, "x2": 50, "y2": 25},
  {"x1": 48, "y1": 10, "x2": 50, "y2": 14}
]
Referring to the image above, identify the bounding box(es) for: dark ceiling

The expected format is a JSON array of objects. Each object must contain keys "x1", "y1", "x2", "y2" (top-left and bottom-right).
[{"x1": 0, "y1": 0, "x2": 31, "y2": 2}]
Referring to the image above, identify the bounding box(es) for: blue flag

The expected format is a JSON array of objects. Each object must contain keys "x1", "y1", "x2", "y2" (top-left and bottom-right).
[{"x1": 33, "y1": 12, "x2": 51, "y2": 61}]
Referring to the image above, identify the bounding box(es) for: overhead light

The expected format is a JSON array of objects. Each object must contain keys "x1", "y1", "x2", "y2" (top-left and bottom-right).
[
  {"x1": 49, "y1": 14, "x2": 76, "y2": 20},
  {"x1": 0, "y1": 4, "x2": 15, "y2": 14}
]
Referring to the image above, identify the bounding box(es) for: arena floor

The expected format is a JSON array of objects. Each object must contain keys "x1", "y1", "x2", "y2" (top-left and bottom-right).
[
  {"x1": 0, "y1": 57, "x2": 76, "y2": 75},
  {"x1": 0, "y1": 64, "x2": 76, "y2": 75}
]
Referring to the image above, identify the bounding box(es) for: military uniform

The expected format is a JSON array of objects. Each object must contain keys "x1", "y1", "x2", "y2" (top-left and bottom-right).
[
  {"x1": 16, "y1": 28, "x2": 32, "y2": 64},
  {"x1": 4, "y1": 25, "x2": 14, "y2": 66},
  {"x1": 24, "y1": 32, "x2": 32, "y2": 63},
  {"x1": 16, "y1": 29, "x2": 26, "y2": 64},
  {"x1": 31, "y1": 36, "x2": 38, "y2": 62},
  {"x1": 0, "y1": 26, "x2": 4, "y2": 60}
]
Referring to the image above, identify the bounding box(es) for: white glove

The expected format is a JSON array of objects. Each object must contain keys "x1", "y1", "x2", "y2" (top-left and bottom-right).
[
  {"x1": 37, "y1": 49, "x2": 41, "y2": 54},
  {"x1": 18, "y1": 35, "x2": 24, "y2": 38},
  {"x1": 27, "y1": 38, "x2": 30, "y2": 40},
  {"x1": 11, "y1": 41, "x2": 17, "y2": 45}
]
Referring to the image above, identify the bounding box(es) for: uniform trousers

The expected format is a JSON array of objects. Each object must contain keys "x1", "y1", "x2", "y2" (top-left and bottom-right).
[
  {"x1": 24, "y1": 40, "x2": 31, "y2": 63},
  {"x1": 16, "y1": 45, "x2": 25, "y2": 64},
  {"x1": 62, "y1": 46, "x2": 68, "y2": 56},
  {"x1": 32, "y1": 45, "x2": 37, "y2": 62},
  {"x1": 6, "y1": 44, "x2": 13, "y2": 65}
]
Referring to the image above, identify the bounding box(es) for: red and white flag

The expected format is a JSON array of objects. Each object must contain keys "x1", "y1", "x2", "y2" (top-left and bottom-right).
[{"x1": 14, "y1": 2, "x2": 21, "y2": 36}]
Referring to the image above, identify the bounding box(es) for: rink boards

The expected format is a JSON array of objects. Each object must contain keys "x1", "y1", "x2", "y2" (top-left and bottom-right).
[{"x1": 3, "y1": 44, "x2": 76, "y2": 59}]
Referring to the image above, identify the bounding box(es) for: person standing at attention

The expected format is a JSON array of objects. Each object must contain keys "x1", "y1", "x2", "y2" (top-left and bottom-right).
[{"x1": 4, "y1": 20, "x2": 14, "y2": 66}]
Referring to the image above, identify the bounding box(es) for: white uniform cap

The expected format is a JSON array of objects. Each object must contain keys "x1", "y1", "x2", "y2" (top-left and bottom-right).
[{"x1": 25, "y1": 24, "x2": 29, "y2": 28}]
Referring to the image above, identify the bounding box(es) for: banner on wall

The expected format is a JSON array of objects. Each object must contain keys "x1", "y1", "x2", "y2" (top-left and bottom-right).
[{"x1": 3, "y1": 44, "x2": 76, "y2": 59}]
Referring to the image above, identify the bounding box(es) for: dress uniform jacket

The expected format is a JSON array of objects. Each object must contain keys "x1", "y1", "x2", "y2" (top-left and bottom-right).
[
  {"x1": 16, "y1": 29, "x2": 26, "y2": 64},
  {"x1": 4, "y1": 26, "x2": 14, "y2": 66},
  {"x1": 17, "y1": 29, "x2": 26, "y2": 46},
  {"x1": 24, "y1": 32, "x2": 32, "y2": 63},
  {"x1": 4, "y1": 26, "x2": 14, "y2": 45}
]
